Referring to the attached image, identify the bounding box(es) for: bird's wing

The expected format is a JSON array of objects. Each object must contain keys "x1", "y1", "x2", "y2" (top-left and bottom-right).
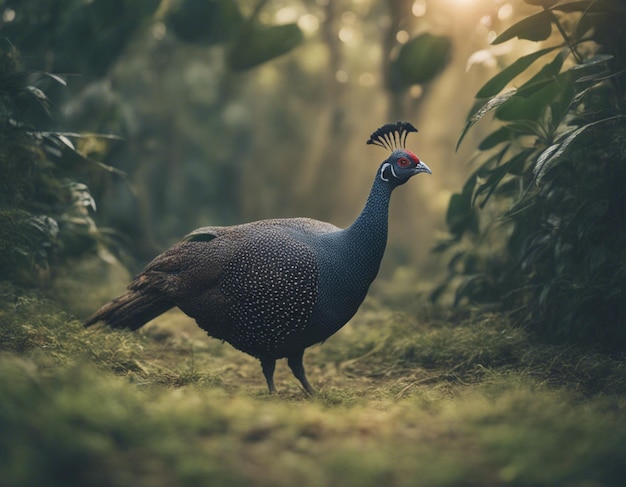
[
  {"x1": 183, "y1": 226, "x2": 221, "y2": 242},
  {"x1": 128, "y1": 232, "x2": 232, "y2": 296},
  {"x1": 127, "y1": 223, "x2": 320, "y2": 356}
]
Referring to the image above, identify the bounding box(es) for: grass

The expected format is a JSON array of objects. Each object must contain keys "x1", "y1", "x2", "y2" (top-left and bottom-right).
[{"x1": 1, "y1": 279, "x2": 626, "y2": 486}]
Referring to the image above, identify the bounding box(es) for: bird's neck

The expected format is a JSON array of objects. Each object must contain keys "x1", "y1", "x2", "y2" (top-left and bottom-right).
[
  {"x1": 345, "y1": 174, "x2": 393, "y2": 261},
  {"x1": 310, "y1": 173, "x2": 394, "y2": 332}
]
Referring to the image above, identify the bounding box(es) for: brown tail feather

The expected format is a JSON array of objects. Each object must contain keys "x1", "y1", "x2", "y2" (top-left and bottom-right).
[{"x1": 84, "y1": 291, "x2": 174, "y2": 330}]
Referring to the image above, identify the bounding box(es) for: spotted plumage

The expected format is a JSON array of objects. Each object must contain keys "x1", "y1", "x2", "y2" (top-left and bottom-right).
[
  {"x1": 220, "y1": 226, "x2": 318, "y2": 356},
  {"x1": 85, "y1": 122, "x2": 431, "y2": 395}
]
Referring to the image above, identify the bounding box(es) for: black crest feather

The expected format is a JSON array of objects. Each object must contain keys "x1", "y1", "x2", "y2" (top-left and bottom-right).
[{"x1": 366, "y1": 121, "x2": 418, "y2": 151}]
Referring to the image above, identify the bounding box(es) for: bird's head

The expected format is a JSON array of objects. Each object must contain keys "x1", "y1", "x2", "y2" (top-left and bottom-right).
[
  {"x1": 380, "y1": 149, "x2": 431, "y2": 185},
  {"x1": 367, "y1": 121, "x2": 431, "y2": 186}
]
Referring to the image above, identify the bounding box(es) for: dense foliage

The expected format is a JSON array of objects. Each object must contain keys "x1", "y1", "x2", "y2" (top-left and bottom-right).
[
  {"x1": 0, "y1": 42, "x2": 118, "y2": 284},
  {"x1": 436, "y1": 0, "x2": 626, "y2": 349}
]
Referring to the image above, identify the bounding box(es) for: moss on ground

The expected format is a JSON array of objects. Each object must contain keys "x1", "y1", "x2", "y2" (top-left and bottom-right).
[{"x1": 1, "y1": 280, "x2": 625, "y2": 487}]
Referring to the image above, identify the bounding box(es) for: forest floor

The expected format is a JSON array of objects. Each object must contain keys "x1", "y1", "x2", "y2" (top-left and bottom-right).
[{"x1": 1, "y1": 269, "x2": 626, "y2": 487}]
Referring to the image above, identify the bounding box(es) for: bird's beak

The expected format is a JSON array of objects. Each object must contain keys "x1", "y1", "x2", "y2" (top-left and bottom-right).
[{"x1": 418, "y1": 161, "x2": 432, "y2": 175}]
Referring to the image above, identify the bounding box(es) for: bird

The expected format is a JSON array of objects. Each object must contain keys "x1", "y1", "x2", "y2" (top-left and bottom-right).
[{"x1": 85, "y1": 121, "x2": 431, "y2": 395}]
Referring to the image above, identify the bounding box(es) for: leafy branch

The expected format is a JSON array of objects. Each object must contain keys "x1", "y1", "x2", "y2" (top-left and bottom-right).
[
  {"x1": 434, "y1": 0, "x2": 626, "y2": 350},
  {"x1": 0, "y1": 43, "x2": 123, "y2": 284}
]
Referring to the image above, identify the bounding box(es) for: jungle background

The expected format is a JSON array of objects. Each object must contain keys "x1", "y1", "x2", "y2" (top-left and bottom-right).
[{"x1": 2, "y1": 0, "x2": 626, "y2": 486}]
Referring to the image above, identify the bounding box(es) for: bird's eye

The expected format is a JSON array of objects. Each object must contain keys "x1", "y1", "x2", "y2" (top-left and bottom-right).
[{"x1": 397, "y1": 157, "x2": 412, "y2": 168}]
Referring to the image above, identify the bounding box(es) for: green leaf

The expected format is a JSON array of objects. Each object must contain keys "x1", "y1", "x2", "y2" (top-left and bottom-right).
[
  {"x1": 168, "y1": 0, "x2": 243, "y2": 45},
  {"x1": 472, "y1": 145, "x2": 508, "y2": 182},
  {"x1": 454, "y1": 274, "x2": 491, "y2": 306},
  {"x1": 548, "y1": 71, "x2": 575, "y2": 126},
  {"x1": 479, "y1": 127, "x2": 512, "y2": 150},
  {"x1": 496, "y1": 79, "x2": 562, "y2": 122},
  {"x1": 25, "y1": 85, "x2": 51, "y2": 105},
  {"x1": 446, "y1": 173, "x2": 479, "y2": 237},
  {"x1": 476, "y1": 46, "x2": 561, "y2": 98},
  {"x1": 53, "y1": 131, "x2": 124, "y2": 142},
  {"x1": 431, "y1": 238, "x2": 459, "y2": 254},
  {"x1": 524, "y1": 0, "x2": 557, "y2": 6},
  {"x1": 492, "y1": 10, "x2": 555, "y2": 44},
  {"x1": 37, "y1": 71, "x2": 67, "y2": 86},
  {"x1": 390, "y1": 33, "x2": 452, "y2": 89},
  {"x1": 552, "y1": 1, "x2": 617, "y2": 13},
  {"x1": 63, "y1": 0, "x2": 161, "y2": 76},
  {"x1": 516, "y1": 48, "x2": 568, "y2": 96},
  {"x1": 569, "y1": 54, "x2": 614, "y2": 71},
  {"x1": 476, "y1": 148, "x2": 534, "y2": 208},
  {"x1": 447, "y1": 250, "x2": 469, "y2": 272},
  {"x1": 479, "y1": 122, "x2": 548, "y2": 150},
  {"x1": 495, "y1": 178, "x2": 521, "y2": 197},
  {"x1": 227, "y1": 23, "x2": 304, "y2": 71},
  {"x1": 506, "y1": 121, "x2": 547, "y2": 137},
  {"x1": 533, "y1": 115, "x2": 626, "y2": 182},
  {"x1": 446, "y1": 193, "x2": 468, "y2": 235},
  {"x1": 533, "y1": 143, "x2": 561, "y2": 181},
  {"x1": 457, "y1": 90, "x2": 517, "y2": 150},
  {"x1": 575, "y1": 69, "x2": 625, "y2": 84}
]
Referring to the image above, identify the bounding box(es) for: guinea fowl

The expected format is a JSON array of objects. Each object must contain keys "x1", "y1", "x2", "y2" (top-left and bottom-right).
[{"x1": 85, "y1": 121, "x2": 431, "y2": 394}]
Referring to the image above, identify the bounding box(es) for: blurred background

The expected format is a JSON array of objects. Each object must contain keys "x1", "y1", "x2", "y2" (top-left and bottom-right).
[{"x1": 0, "y1": 0, "x2": 523, "y2": 280}]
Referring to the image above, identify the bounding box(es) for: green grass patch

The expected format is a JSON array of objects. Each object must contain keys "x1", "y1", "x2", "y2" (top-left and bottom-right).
[{"x1": 1, "y1": 281, "x2": 626, "y2": 486}]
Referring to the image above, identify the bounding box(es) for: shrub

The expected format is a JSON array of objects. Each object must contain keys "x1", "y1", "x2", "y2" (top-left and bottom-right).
[{"x1": 435, "y1": 0, "x2": 626, "y2": 350}]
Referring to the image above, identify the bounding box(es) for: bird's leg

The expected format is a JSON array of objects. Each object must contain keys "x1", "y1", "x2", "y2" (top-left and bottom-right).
[
  {"x1": 261, "y1": 357, "x2": 277, "y2": 394},
  {"x1": 287, "y1": 349, "x2": 315, "y2": 396}
]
